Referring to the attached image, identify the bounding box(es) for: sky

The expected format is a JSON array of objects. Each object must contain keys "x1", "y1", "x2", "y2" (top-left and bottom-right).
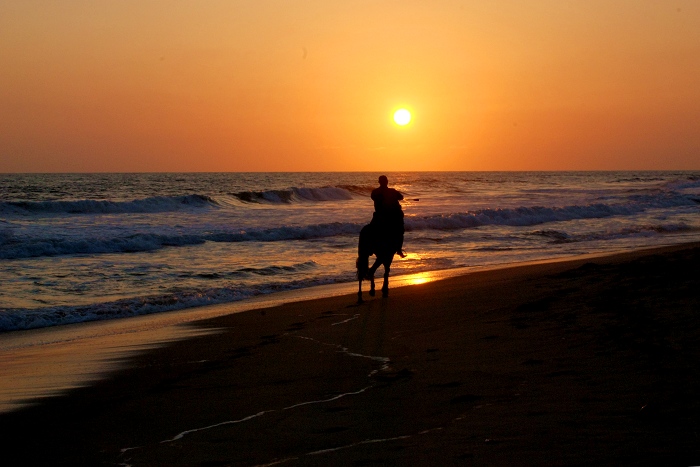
[{"x1": 1, "y1": 0, "x2": 699, "y2": 172}]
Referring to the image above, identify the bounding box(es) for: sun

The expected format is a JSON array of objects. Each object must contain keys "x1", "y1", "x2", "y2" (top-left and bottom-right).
[{"x1": 393, "y1": 108, "x2": 411, "y2": 126}]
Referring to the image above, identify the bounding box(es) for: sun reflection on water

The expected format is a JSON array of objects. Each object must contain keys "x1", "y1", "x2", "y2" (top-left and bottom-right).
[{"x1": 403, "y1": 272, "x2": 434, "y2": 286}]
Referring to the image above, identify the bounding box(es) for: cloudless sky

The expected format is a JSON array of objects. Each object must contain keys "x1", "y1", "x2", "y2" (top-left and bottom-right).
[{"x1": 1, "y1": 0, "x2": 699, "y2": 172}]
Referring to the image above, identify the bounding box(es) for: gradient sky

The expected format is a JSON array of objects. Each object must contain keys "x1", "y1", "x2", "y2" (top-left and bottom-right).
[{"x1": 1, "y1": 0, "x2": 699, "y2": 172}]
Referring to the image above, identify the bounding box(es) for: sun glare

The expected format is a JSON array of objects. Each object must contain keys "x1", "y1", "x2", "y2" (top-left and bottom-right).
[
  {"x1": 404, "y1": 272, "x2": 433, "y2": 286},
  {"x1": 393, "y1": 109, "x2": 411, "y2": 126}
]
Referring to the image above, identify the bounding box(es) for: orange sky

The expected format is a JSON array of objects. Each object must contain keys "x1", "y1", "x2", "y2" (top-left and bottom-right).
[{"x1": 1, "y1": 1, "x2": 699, "y2": 172}]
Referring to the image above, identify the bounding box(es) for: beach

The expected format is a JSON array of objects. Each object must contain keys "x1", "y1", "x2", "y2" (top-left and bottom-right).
[
  {"x1": 1, "y1": 243, "x2": 699, "y2": 465},
  {"x1": 4, "y1": 1, "x2": 700, "y2": 464}
]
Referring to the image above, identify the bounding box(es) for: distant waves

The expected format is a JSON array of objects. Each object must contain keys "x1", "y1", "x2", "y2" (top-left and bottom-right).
[
  {"x1": 0, "y1": 194, "x2": 218, "y2": 215},
  {"x1": 231, "y1": 186, "x2": 357, "y2": 203},
  {"x1": 0, "y1": 222, "x2": 362, "y2": 259},
  {"x1": 2, "y1": 190, "x2": 698, "y2": 259},
  {"x1": 0, "y1": 186, "x2": 365, "y2": 215}
]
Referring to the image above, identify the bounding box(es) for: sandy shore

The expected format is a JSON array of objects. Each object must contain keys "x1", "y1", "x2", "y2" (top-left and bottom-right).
[{"x1": 2, "y1": 243, "x2": 700, "y2": 465}]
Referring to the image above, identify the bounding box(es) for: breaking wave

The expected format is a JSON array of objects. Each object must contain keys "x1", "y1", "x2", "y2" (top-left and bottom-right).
[
  {"x1": 2, "y1": 193, "x2": 698, "y2": 260},
  {"x1": 0, "y1": 223, "x2": 363, "y2": 259},
  {"x1": 232, "y1": 186, "x2": 355, "y2": 203},
  {"x1": 530, "y1": 223, "x2": 694, "y2": 244},
  {"x1": 0, "y1": 194, "x2": 218, "y2": 215},
  {"x1": 406, "y1": 193, "x2": 699, "y2": 231}
]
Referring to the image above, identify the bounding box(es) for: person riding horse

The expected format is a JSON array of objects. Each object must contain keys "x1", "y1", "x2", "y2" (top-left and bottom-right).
[
  {"x1": 356, "y1": 175, "x2": 406, "y2": 301},
  {"x1": 370, "y1": 175, "x2": 405, "y2": 258}
]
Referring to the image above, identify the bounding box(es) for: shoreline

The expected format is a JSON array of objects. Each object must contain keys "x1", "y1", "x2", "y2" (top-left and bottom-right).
[
  {"x1": 3, "y1": 239, "x2": 692, "y2": 341},
  {"x1": 1, "y1": 242, "x2": 698, "y2": 413},
  {"x1": 2, "y1": 241, "x2": 700, "y2": 464}
]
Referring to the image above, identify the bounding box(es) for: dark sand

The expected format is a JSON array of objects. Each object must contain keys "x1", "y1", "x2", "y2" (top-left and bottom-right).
[{"x1": 2, "y1": 244, "x2": 700, "y2": 466}]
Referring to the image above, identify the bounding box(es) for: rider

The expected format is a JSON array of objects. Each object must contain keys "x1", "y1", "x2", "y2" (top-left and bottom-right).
[{"x1": 370, "y1": 175, "x2": 406, "y2": 258}]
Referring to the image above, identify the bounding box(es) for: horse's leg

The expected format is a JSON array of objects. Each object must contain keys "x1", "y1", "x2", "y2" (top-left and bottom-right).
[
  {"x1": 357, "y1": 279, "x2": 363, "y2": 303},
  {"x1": 368, "y1": 257, "x2": 381, "y2": 278},
  {"x1": 369, "y1": 276, "x2": 376, "y2": 297},
  {"x1": 381, "y1": 253, "x2": 395, "y2": 297}
]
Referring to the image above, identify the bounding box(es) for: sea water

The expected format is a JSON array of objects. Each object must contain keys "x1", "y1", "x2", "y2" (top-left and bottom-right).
[{"x1": 1, "y1": 171, "x2": 699, "y2": 332}]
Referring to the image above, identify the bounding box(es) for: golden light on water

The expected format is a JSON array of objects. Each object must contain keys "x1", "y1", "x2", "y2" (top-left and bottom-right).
[{"x1": 404, "y1": 272, "x2": 432, "y2": 285}]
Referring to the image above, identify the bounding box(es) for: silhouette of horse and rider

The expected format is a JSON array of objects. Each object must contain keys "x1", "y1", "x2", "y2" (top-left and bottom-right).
[{"x1": 356, "y1": 175, "x2": 408, "y2": 302}]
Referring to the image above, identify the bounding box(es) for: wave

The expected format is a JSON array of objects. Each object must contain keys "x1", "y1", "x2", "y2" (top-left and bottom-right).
[
  {"x1": 663, "y1": 177, "x2": 700, "y2": 191},
  {"x1": 178, "y1": 261, "x2": 318, "y2": 279},
  {"x1": 338, "y1": 184, "x2": 374, "y2": 196},
  {"x1": 0, "y1": 194, "x2": 218, "y2": 215},
  {"x1": 3, "y1": 193, "x2": 698, "y2": 260},
  {"x1": 530, "y1": 223, "x2": 694, "y2": 244},
  {"x1": 0, "y1": 223, "x2": 363, "y2": 259},
  {"x1": 0, "y1": 275, "x2": 345, "y2": 332},
  {"x1": 0, "y1": 227, "x2": 13, "y2": 246},
  {"x1": 232, "y1": 186, "x2": 355, "y2": 204},
  {"x1": 406, "y1": 193, "x2": 699, "y2": 231}
]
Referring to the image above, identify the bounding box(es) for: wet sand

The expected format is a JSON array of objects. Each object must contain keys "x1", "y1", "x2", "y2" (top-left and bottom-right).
[{"x1": 2, "y1": 243, "x2": 700, "y2": 465}]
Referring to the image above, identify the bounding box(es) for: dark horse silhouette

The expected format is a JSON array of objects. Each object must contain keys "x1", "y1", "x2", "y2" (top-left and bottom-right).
[{"x1": 356, "y1": 222, "x2": 400, "y2": 302}]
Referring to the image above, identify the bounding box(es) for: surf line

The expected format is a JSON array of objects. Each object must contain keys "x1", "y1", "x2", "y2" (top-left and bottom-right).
[
  {"x1": 307, "y1": 435, "x2": 413, "y2": 456},
  {"x1": 162, "y1": 411, "x2": 273, "y2": 442},
  {"x1": 121, "y1": 333, "x2": 389, "y2": 450},
  {"x1": 293, "y1": 427, "x2": 445, "y2": 459},
  {"x1": 154, "y1": 335, "x2": 389, "y2": 444},
  {"x1": 251, "y1": 457, "x2": 300, "y2": 467},
  {"x1": 294, "y1": 334, "x2": 391, "y2": 375},
  {"x1": 331, "y1": 313, "x2": 360, "y2": 326},
  {"x1": 158, "y1": 385, "x2": 374, "y2": 444}
]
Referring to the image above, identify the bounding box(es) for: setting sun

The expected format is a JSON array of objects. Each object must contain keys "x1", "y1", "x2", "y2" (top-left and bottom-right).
[{"x1": 393, "y1": 109, "x2": 411, "y2": 126}]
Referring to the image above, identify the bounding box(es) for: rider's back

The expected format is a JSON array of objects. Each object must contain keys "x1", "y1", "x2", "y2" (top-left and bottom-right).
[{"x1": 371, "y1": 186, "x2": 404, "y2": 220}]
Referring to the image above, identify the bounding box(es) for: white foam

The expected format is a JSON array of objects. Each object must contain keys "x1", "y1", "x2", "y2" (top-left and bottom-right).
[
  {"x1": 307, "y1": 435, "x2": 413, "y2": 456},
  {"x1": 331, "y1": 314, "x2": 360, "y2": 326},
  {"x1": 159, "y1": 385, "x2": 374, "y2": 444}
]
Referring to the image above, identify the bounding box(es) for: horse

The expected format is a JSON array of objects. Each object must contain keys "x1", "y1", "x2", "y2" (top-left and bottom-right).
[{"x1": 356, "y1": 222, "x2": 400, "y2": 303}]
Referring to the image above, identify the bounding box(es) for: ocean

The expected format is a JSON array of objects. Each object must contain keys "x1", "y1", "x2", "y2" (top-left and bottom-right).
[{"x1": 1, "y1": 171, "x2": 699, "y2": 332}]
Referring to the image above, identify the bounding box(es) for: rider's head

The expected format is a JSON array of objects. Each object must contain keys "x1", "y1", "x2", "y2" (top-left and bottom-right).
[{"x1": 378, "y1": 175, "x2": 388, "y2": 187}]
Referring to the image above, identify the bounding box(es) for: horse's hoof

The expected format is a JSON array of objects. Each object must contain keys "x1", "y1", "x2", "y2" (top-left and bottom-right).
[
  {"x1": 382, "y1": 289, "x2": 389, "y2": 297},
  {"x1": 369, "y1": 289, "x2": 376, "y2": 297}
]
